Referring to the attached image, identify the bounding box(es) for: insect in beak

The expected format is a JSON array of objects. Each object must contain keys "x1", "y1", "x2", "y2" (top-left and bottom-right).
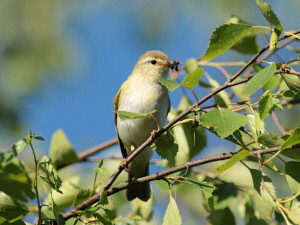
[{"x1": 170, "y1": 60, "x2": 180, "y2": 72}]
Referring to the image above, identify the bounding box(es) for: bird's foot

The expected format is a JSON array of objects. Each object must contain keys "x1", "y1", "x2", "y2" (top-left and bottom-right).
[
  {"x1": 151, "y1": 130, "x2": 158, "y2": 139},
  {"x1": 120, "y1": 158, "x2": 130, "y2": 173}
]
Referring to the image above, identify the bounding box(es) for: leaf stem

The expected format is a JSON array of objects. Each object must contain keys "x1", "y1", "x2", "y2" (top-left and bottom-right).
[{"x1": 29, "y1": 142, "x2": 42, "y2": 223}]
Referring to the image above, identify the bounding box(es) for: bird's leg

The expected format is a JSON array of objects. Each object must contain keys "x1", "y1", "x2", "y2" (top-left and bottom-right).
[{"x1": 150, "y1": 114, "x2": 160, "y2": 139}]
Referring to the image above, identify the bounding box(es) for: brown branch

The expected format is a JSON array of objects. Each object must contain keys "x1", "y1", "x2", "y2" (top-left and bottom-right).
[
  {"x1": 57, "y1": 138, "x2": 118, "y2": 170},
  {"x1": 63, "y1": 145, "x2": 298, "y2": 221},
  {"x1": 59, "y1": 29, "x2": 300, "y2": 223}
]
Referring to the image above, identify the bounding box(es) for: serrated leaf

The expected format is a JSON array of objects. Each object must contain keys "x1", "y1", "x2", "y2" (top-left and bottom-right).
[
  {"x1": 233, "y1": 128, "x2": 260, "y2": 150},
  {"x1": 184, "y1": 58, "x2": 198, "y2": 73},
  {"x1": 152, "y1": 134, "x2": 178, "y2": 167},
  {"x1": 130, "y1": 197, "x2": 154, "y2": 221},
  {"x1": 247, "y1": 111, "x2": 264, "y2": 141},
  {"x1": 242, "y1": 63, "x2": 276, "y2": 96},
  {"x1": 258, "y1": 93, "x2": 282, "y2": 119},
  {"x1": 159, "y1": 77, "x2": 180, "y2": 92},
  {"x1": 285, "y1": 161, "x2": 300, "y2": 194},
  {"x1": 281, "y1": 73, "x2": 300, "y2": 94},
  {"x1": 99, "y1": 189, "x2": 108, "y2": 206},
  {"x1": 281, "y1": 127, "x2": 300, "y2": 150},
  {"x1": 0, "y1": 193, "x2": 29, "y2": 221},
  {"x1": 11, "y1": 139, "x2": 28, "y2": 158},
  {"x1": 74, "y1": 189, "x2": 92, "y2": 207},
  {"x1": 50, "y1": 129, "x2": 78, "y2": 168},
  {"x1": 162, "y1": 193, "x2": 182, "y2": 225},
  {"x1": 269, "y1": 28, "x2": 281, "y2": 51},
  {"x1": 39, "y1": 156, "x2": 62, "y2": 193},
  {"x1": 180, "y1": 68, "x2": 204, "y2": 90},
  {"x1": 201, "y1": 23, "x2": 253, "y2": 61},
  {"x1": 255, "y1": 0, "x2": 284, "y2": 30},
  {"x1": 200, "y1": 108, "x2": 248, "y2": 138},
  {"x1": 217, "y1": 150, "x2": 254, "y2": 174},
  {"x1": 258, "y1": 133, "x2": 284, "y2": 147}
]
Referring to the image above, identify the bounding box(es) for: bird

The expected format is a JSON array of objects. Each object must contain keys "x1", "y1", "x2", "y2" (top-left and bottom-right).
[{"x1": 114, "y1": 50, "x2": 171, "y2": 201}]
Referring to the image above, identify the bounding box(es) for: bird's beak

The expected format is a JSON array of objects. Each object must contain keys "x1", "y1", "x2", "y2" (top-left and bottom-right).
[{"x1": 162, "y1": 61, "x2": 172, "y2": 68}]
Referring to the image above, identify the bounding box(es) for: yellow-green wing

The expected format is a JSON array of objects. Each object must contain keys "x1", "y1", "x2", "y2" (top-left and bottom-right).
[{"x1": 114, "y1": 88, "x2": 127, "y2": 158}]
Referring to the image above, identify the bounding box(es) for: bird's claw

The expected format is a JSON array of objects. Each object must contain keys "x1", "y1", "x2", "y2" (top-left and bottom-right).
[
  {"x1": 120, "y1": 158, "x2": 130, "y2": 173},
  {"x1": 151, "y1": 130, "x2": 158, "y2": 139}
]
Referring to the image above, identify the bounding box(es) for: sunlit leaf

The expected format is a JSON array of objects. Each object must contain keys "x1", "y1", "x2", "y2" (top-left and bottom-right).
[
  {"x1": 242, "y1": 63, "x2": 276, "y2": 96},
  {"x1": 50, "y1": 129, "x2": 78, "y2": 168},
  {"x1": 281, "y1": 73, "x2": 300, "y2": 94},
  {"x1": 201, "y1": 23, "x2": 253, "y2": 61},
  {"x1": 281, "y1": 127, "x2": 300, "y2": 151},
  {"x1": 180, "y1": 68, "x2": 204, "y2": 90},
  {"x1": 159, "y1": 77, "x2": 180, "y2": 92},
  {"x1": 130, "y1": 197, "x2": 154, "y2": 221},
  {"x1": 183, "y1": 58, "x2": 198, "y2": 73},
  {"x1": 39, "y1": 156, "x2": 62, "y2": 193},
  {"x1": 73, "y1": 189, "x2": 92, "y2": 207},
  {"x1": 99, "y1": 189, "x2": 108, "y2": 206},
  {"x1": 255, "y1": 0, "x2": 284, "y2": 30},
  {"x1": 162, "y1": 193, "x2": 182, "y2": 225},
  {"x1": 217, "y1": 150, "x2": 254, "y2": 174},
  {"x1": 200, "y1": 108, "x2": 248, "y2": 138}
]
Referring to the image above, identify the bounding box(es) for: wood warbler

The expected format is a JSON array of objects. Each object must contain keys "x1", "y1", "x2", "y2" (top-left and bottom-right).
[{"x1": 114, "y1": 50, "x2": 171, "y2": 201}]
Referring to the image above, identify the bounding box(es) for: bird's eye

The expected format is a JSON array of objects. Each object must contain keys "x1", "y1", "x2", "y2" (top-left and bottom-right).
[{"x1": 151, "y1": 59, "x2": 157, "y2": 65}]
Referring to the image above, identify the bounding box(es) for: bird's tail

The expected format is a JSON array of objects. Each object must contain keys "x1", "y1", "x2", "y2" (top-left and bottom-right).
[{"x1": 126, "y1": 163, "x2": 151, "y2": 201}]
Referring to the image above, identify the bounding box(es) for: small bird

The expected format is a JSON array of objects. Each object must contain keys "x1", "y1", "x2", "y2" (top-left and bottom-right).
[{"x1": 114, "y1": 50, "x2": 171, "y2": 201}]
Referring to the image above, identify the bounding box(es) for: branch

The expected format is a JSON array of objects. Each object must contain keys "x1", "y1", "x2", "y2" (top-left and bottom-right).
[
  {"x1": 59, "y1": 29, "x2": 300, "y2": 222},
  {"x1": 62, "y1": 145, "x2": 299, "y2": 221}
]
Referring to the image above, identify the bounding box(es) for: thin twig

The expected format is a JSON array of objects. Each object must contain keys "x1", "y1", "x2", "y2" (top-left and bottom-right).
[{"x1": 271, "y1": 112, "x2": 287, "y2": 135}]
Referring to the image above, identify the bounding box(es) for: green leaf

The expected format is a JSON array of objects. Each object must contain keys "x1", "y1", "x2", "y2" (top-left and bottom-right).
[
  {"x1": 73, "y1": 189, "x2": 92, "y2": 207},
  {"x1": 116, "y1": 109, "x2": 157, "y2": 121},
  {"x1": 269, "y1": 28, "x2": 281, "y2": 51},
  {"x1": 227, "y1": 15, "x2": 260, "y2": 54},
  {"x1": 167, "y1": 96, "x2": 206, "y2": 165},
  {"x1": 180, "y1": 68, "x2": 204, "y2": 90},
  {"x1": 183, "y1": 58, "x2": 198, "y2": 73},
  {"x1": 50, "y1": 129, "x2": 78, "y2": 168},
  {"x1": 0, "y1": 160, "x2": 35, "y2": 202},
  {"x1": 263, "y1": 75, "x2": 281, "y2": 91},
  {"x1": 99, "y1": 189, "x2": 108, "y2": 206},
  {"x1": 233, "y1": 128, "x2": 260, "y2": 150},
  {"x1": 96, "y1": 168, "x2": 109, "y2": 178},
  {"x1": 258, "y1": 133, "x2": 284, "y2": 147},
  {"x1": 281, "y1": 73, "x2": 300, "y2": 94},
  {"x1": 247, "y1": 111, "x2": 264, "y2": 141},
  {"x1": 159, "y1": 77, "x2": 180, "y2": 92},
  {"x1": 213, "y1": 182, "x2": 237, "y2": 210},
  {"x1": 201, "y1": 23, "x2": 253, "y2": 61},
  {"x1": 162, "y1": 193, "x2": 182, "y2": 225},
  {"x1": 34, "y1": 136, "x2": 45, "y2": 141},
  {"x1": 0, "y1": 193, "x2": 29, "y2": 221},
  {"x1": 130, "y1": 197, "x2": 154, "y2": 221},
  {"x1": 200, "y1": 108, "x2": 248, "y2": 138},
  {"x1": 11, "y1": 139, "x2": 28, "y2": 158},
  {"x1": 249, "y1": 169, "x2": 275, "y2": 221},
  {"x1": 255, "y1": 0, "x2": 284, "y2": 30},
  {"x1": 217, "y1": 150, "x2": 254, "y2": 174},
  {"x1": 285, "y1": 161, "x2": 300, "y2": 195},
  {"x1": 209, "y1": 207, "x2": 236, "y2": 225},
  {"x1": 39, "y1": 156, "x2": 62, "y2": 193},
  {"x1": 281, "y1": 127, "x2": 300, "y2": 150},
  {"x1": 258, "y1": 93, "x2": 282, "y2": 119},
  {"x1": 280, "y1": 148, "x2": 300, "y2": 161},
  {"x1": 151, "y1": 134, "x2": 178, "y2": 167},
  {"x1": 242, "y1": 63, "x2": 276, "y2": 96},
  {"x1": 97, "y1": 158, "x2": 103, "y2": 169},
  {"x1": 51, "y1": 192, "x2": 65, "y2": 225}
]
